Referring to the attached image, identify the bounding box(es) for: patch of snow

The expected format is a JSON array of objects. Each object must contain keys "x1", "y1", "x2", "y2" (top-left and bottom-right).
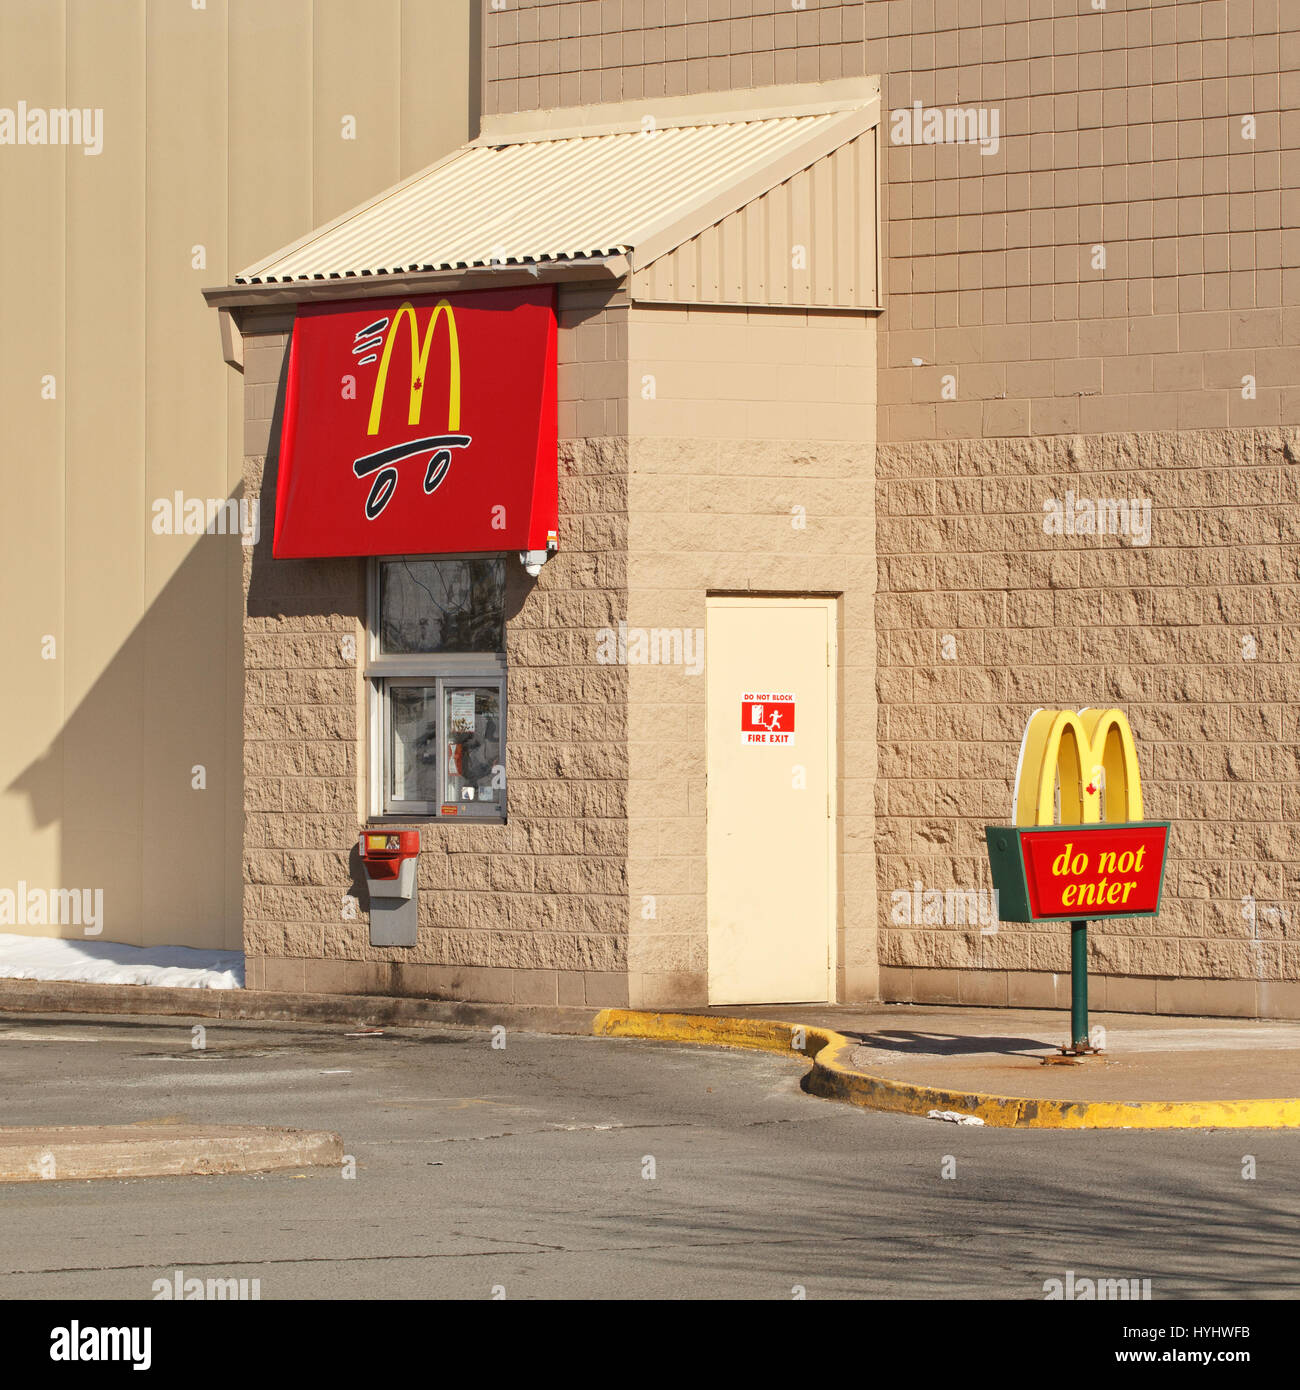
[
  {"x1": 927, "y1": 1109, "x2": 985, "y2": 1126},
  {"x1": 0, "y1": 933, "x2": 243, "y2": 990}
]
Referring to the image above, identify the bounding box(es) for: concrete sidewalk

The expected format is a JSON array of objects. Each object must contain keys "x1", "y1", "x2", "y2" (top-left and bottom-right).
[{"x1": 695, "y1": 1002, "x2": 1300, "y2": 1106}]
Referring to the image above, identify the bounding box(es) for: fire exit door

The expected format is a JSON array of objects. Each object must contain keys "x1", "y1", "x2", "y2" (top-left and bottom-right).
[{"x1": 705, "y1": 596, "x2": 837, "y2": 1004}]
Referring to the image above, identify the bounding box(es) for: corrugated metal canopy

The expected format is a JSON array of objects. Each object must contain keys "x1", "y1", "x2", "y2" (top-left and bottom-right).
[{"x1": 234, "y1": 108, "x2": 868, "y2": 285}]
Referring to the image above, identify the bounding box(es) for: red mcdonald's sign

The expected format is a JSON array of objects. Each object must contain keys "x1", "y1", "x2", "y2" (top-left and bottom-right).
[{"x1": 272, "y1": 285, "x2": 557, "y2": 559}]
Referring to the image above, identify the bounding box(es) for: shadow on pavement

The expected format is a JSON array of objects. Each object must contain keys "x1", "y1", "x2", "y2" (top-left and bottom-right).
[{"x1": 848, "y1": 1029, "x2": 1052, "y2": 1058}]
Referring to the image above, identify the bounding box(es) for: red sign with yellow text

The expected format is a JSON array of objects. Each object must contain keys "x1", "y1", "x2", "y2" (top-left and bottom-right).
[
  {"x1": 1020, "y1": 823, "x2": 1169, "y2": 920},
  {"x1": 272, "y1": 286, "x2": 557, "y2": 559}
]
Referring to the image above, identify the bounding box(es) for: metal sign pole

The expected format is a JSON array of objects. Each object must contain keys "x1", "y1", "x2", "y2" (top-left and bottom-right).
[{"x1": 1071, "y1": 918, "x2": 1088, "y2": 1051}]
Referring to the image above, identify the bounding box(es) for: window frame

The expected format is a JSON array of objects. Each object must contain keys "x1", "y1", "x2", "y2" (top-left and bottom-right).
[{"x1": 365, "y1": 554, "x2": 508, "y2": 823}]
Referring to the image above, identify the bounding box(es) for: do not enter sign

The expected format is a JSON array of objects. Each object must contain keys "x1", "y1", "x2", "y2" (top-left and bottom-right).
[
  {"x1": 1021, "y1": 824, "x2": 1168, "y2": 918},
  {"x1": 741, "y1": 693, "x2": 795, "y2": 745},
  {"x1": 984, "y1": 821, "x2": 1171, "y2": 923}
]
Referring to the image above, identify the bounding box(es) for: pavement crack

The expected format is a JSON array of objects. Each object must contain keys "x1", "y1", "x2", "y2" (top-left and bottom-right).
[
  {"x1": 3, "y1": 1250, "x2": 555, "y2": 1277},
  {"x1": 456, "y1": 1233, "x2": 569, "y2": 1252},
  {"x1": 425, "y1": 1121, "x2": 695, "y2": 1144},
  {"x1": 0, "y1": 1233, "x2": 896, "y2": 1279},
  {"x1": 742, "y1": 1116, "x2": 833, "y2": 1128}
]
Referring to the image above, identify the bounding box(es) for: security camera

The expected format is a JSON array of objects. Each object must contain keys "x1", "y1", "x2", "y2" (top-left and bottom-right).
[{"x1": 519, "y1": 550, "x2": 549, "y2": 577}]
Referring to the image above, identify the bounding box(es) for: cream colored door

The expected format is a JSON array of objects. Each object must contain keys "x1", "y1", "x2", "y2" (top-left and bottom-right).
[{"x1": 706, "y1": 597, "x2": 836, "y2": 1004}]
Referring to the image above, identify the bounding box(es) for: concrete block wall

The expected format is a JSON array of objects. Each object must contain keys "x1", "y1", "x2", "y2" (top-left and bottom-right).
[
  {"x1": 239, "y1": 292, "x2": 634, "y2": 1007},
  {"x1": 876, "y1": 424, "x2": 1300, "y2": 1019},
  {"x1": 624, "y1": 303, "x2": 878, "y2": 1005},
  {"x1": 240, "y1": 320, "x2": 366, "y2": 992}
]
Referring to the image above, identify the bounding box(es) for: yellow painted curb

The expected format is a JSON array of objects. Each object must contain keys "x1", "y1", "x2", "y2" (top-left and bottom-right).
[{"x1": 591, "y1": 1009, "x2": 1300, "y2": 1130}]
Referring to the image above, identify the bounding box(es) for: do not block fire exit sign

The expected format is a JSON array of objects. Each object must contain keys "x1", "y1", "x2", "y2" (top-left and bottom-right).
[{"x1": 741, "y1": 693, "x2": 795, "y2": 745}]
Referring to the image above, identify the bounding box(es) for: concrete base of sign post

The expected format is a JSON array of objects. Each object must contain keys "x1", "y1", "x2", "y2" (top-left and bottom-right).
[{"x1": 1041, "y1": 1051, "x2": 1108, "y2": 1066}]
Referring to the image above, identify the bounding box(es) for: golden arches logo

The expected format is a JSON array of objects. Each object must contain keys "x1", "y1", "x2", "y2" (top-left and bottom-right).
[
  {"x1": 1012, "y1": 708, "x2": 1144, "y2": 827},
  {"x1": 367, "y1": 299, "x2": 461, "y2": 437}
]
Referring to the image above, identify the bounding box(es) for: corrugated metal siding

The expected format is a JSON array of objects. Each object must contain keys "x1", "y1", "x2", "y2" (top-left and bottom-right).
[
  {"x1": 631, "y1": 132, "x2": 879, "y2": 310},
  {"x1": 236, "y1": 114, "x2": 844, "y2": 283}
]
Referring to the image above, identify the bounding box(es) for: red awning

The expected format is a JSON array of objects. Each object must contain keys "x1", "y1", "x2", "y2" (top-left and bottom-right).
[{"x1": 272, "y1": 285, "x2": 557, "y2": 559}]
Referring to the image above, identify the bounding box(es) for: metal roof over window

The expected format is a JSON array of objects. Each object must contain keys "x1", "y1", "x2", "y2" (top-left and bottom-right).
[{"x1": 227, "y1": 79, "x2": 881, "y2": 312}]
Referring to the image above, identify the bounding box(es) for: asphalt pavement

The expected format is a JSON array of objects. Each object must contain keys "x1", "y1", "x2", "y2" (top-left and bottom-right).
[{"x1": 1, "y1": 1011, "x2": 1297, "y2": 1299}]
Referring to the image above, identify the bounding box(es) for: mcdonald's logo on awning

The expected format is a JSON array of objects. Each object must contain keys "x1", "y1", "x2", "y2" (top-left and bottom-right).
[
  {"x1": 366, "y1": 299, "x2": 461, "y2": 437},
  {"x1": 347, "y1": 299, "x2": 472, "y2": 521},
  {"x1": 271, "y1": 284, "x2": 557, "y2": 559}
]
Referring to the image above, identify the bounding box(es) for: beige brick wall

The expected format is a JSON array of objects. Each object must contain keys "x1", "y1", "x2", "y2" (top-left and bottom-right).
[
  {"x1": 876, "y1": 424, "x2": 1300, "y2": 1019},
  {"x1": 877, "y1": 0, "x2": 1299, "y2": 442},
  {"x1": 485, "y1": 0, "x2": 871, "y2": 109},
  {"x1": 485, "y1": 1, "x2": 1300, "y2": 437},
  {"x1": 240, "y1": 292, "x2": 633, "y2": 1008},
  {"x1": 625, "y1": 304, "x2": 877, "y2": 1006}
]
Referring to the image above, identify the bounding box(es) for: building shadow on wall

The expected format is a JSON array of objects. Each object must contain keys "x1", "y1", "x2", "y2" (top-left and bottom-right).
[{"x1": 5, "y1": 510, "x2": 249, "y2": 956}]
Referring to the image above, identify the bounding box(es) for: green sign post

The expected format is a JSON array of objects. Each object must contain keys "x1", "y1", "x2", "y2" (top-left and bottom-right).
[
  {"x1": 1071, "y1": 919, "x2": 1088, "y2": 1051},
  {"x1": 984, "y1": 821, "x2": 1171, "y2": 1057}
]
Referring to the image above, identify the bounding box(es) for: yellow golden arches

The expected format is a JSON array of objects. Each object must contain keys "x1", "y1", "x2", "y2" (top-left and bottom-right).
[
  {"x1": 1012, "y1": 708, "x2": 1144, "y2": 827},
  {"x1": 367, "y1": 299, "x2": 461, "y2": 437}
]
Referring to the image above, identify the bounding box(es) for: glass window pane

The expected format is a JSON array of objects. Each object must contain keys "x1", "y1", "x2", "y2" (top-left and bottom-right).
[
  {"x1": 379, "y1": 558, "x2": 505, "y2": 654},
  {"x1": 388, "y1": 685, "x2": 439, "y2": 805},
  {"x1": 443, "y1": 685, "x2": 503, "y2": 808}
]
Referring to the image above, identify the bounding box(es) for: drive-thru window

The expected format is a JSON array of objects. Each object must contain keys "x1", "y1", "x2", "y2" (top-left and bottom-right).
[{"x1": 368, "y1": 556, "x2": 509, "y2": 821}]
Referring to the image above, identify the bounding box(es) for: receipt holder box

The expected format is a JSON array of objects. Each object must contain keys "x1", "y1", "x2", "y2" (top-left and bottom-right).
[{"x1": 360, "y1": 829, "x2": 420, "y2": 947}]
